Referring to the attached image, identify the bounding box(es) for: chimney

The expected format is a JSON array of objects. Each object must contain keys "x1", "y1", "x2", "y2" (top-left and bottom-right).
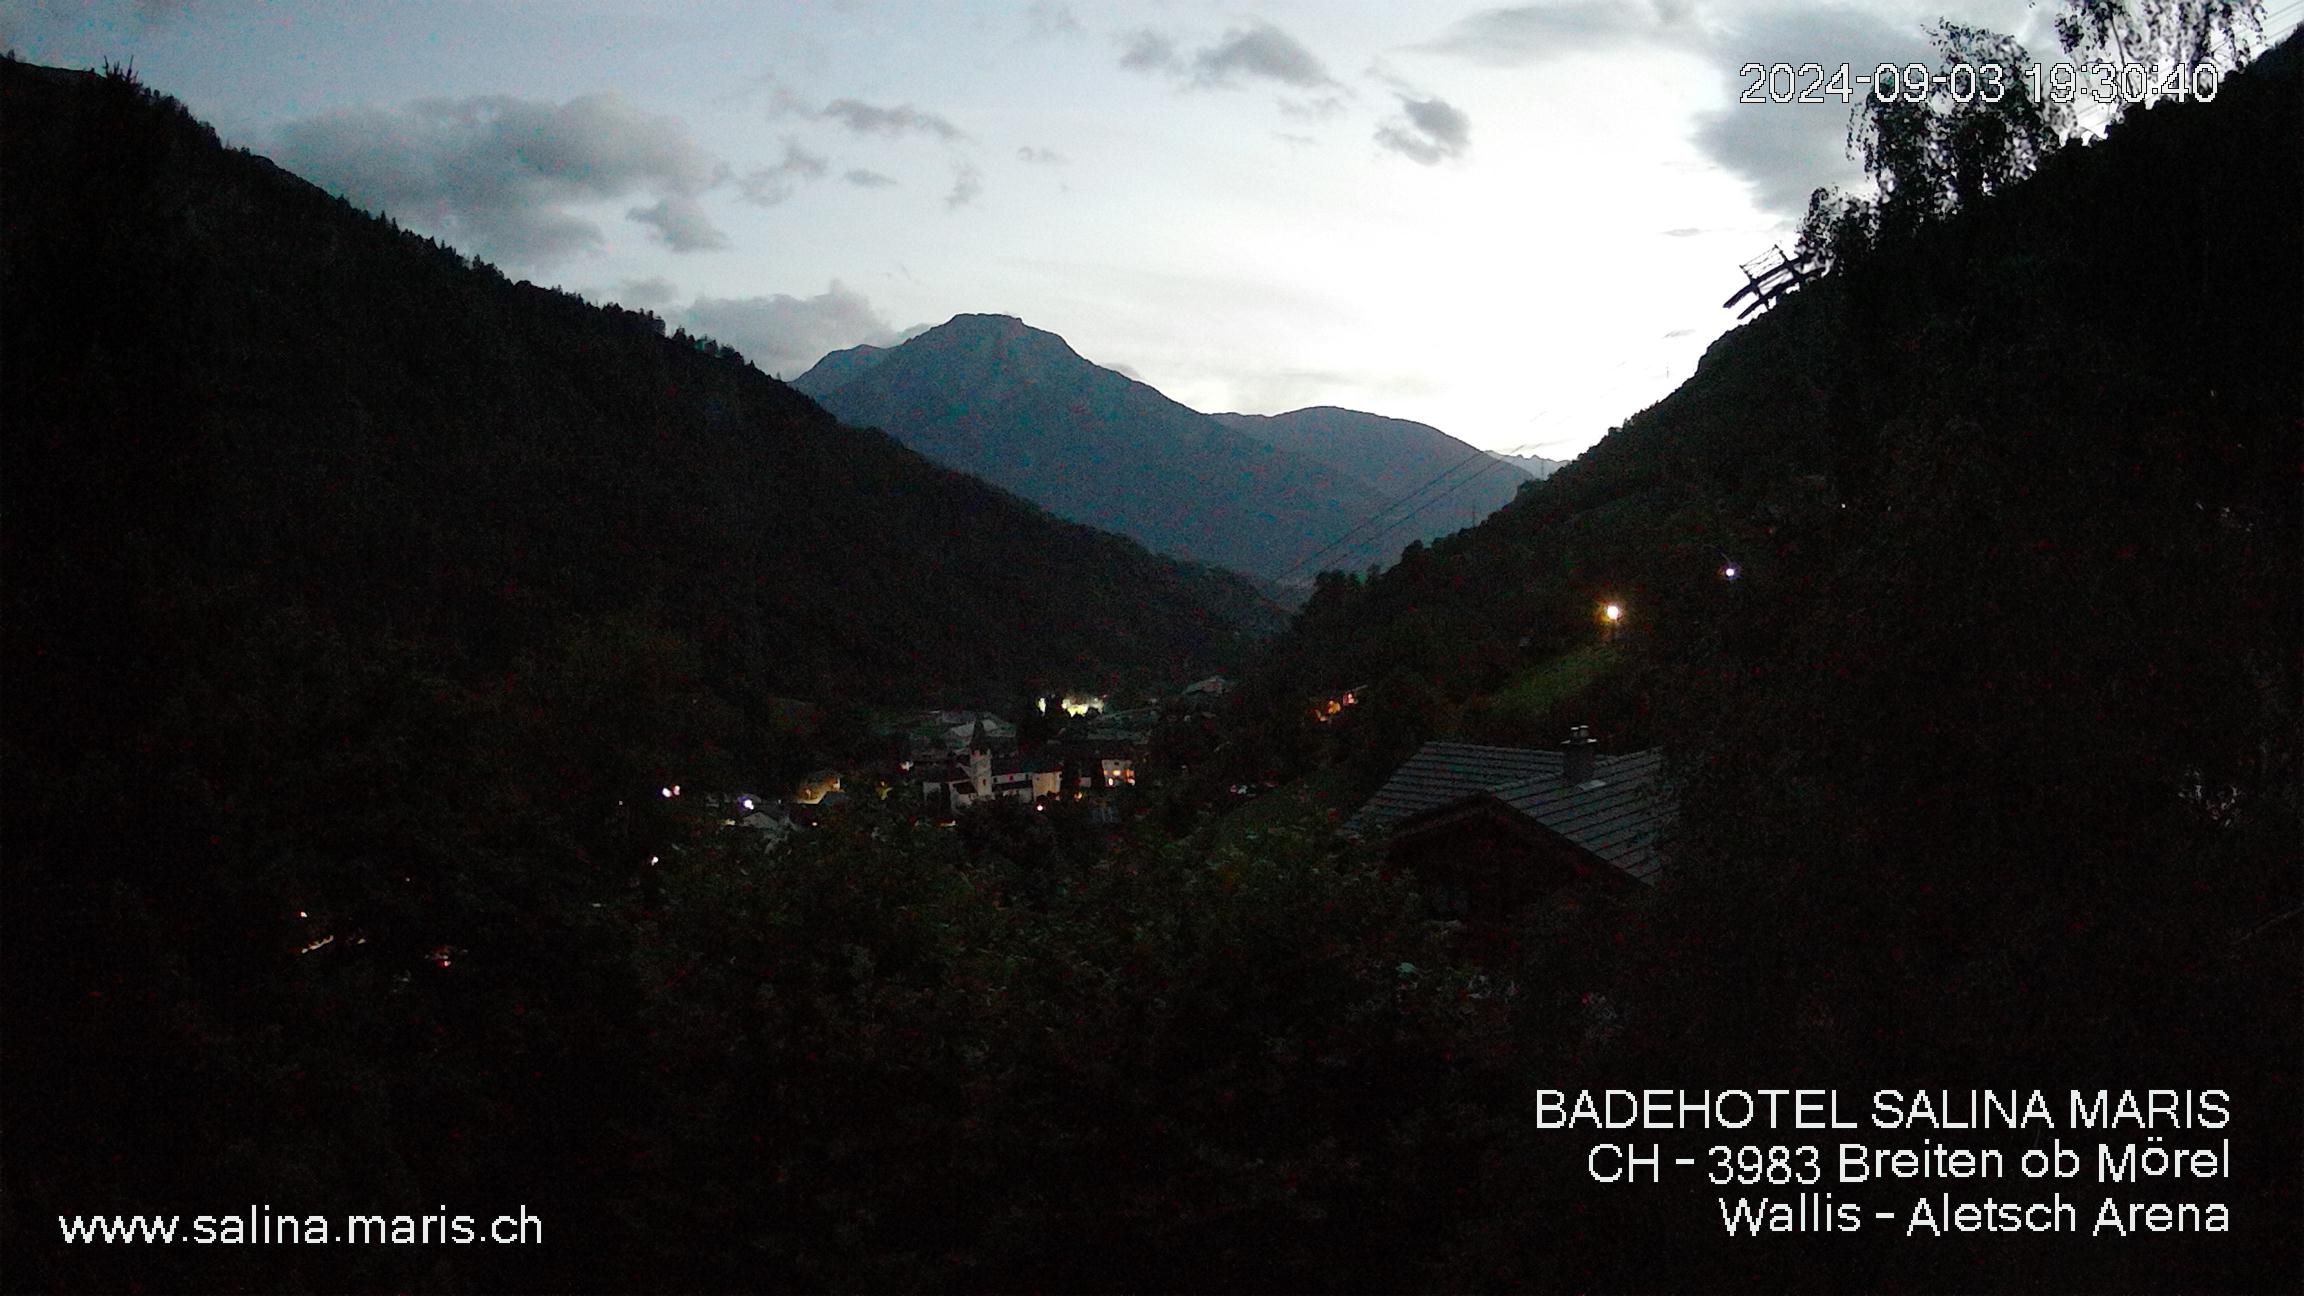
[{"x1": 1562, "y1": 725, "x2": 1597, "y2": 785}]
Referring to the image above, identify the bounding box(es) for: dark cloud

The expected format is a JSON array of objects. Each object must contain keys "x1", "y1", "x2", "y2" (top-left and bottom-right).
[
  {"x1": 275, "y1": 91, "x2": 727, "y2": 266},
  {"x1": 1117, "y1": 29, "x2": 1182, "y2": 74},
  {"x1": 616, "y1": 276, "x2": 679, "y2": 308},
  {"x1": 1016, "y1": 145, "x2": 1067, "y2": 165},
  {"x1": 820, "y1": 98, "x2": 968, "y2": 142},
  {"x1": 1421, "y1": 1, "x2": 1694, "y2": 64},
  {"x1": 945, "y1": 161, "x2": 984, "y2": 210},
  {"x1": 1689, "y1": 7, "x2": 1932, "y2": 217},
  {"x1": 738, "y1": 140, "x2": 831, "y2": 206},
  {"x1": 681, "y1": 280, "x2": 902, "y2": 380},
  {"x1": 626, "y1": 195, "x2": 728, "y2": 251},
  {"x1": 844, "y1": 167, "x2": 899, "y2": 188},
  {"x1": 1374, "y1": 94, "x2": 1470, "y2": 164},
  {"x1": 1120, "y1": 21, "x2": 1338, "y2": 91},
  {"x1": 1191, "y1": 21, "x2": 1337, "y2": 89}
]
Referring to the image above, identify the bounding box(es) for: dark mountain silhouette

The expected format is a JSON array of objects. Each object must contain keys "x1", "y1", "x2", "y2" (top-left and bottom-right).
[
  {"x1": 1211, "y1": 32, "x2": 2300, "y2": 1289},
  {"x1": 1210, "y1": 406, "x2": 1532, "y2": 565},
  {"x1": 794, "y1": 317, "x2": 1393, "y2": 583},
  {"x1": 790, "y1": 339, "x2": 891, "y2": 390},
  {"x1": 0, "y1": 60, "x2": 1273, "y2": 713}
]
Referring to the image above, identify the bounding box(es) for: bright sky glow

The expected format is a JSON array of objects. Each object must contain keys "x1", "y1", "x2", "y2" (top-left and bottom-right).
[{"x1": 9, "y1": 0, "x2": 2291, "y2": 457}]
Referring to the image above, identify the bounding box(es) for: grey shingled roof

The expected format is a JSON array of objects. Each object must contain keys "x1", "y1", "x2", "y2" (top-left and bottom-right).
[
  {"x1": 1483, "y1": 750, "x2": 1671, "y2": 884},
  {"x1": 1343, "y1": 742, "x2": 1564, "y2": 837}
]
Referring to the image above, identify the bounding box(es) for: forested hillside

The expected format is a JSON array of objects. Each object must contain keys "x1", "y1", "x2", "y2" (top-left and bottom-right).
[
  {"x1": 0, "y1": 58, "x2": 1285, "y2": 1291},
  {"x1": 0, "y1": 60, "x2": 1271, "y2": 714},
  {"x1": 1212, "y1": 31, "x2": 2300, "y2": 1287}
]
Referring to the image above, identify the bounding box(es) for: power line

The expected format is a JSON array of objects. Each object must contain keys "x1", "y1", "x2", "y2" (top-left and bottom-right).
[
  {"x1": 1271, "y1": 353, "x2": 1662, "y2": 583},
  {"x1": 1272, "y1": 438, "x2": 1510, "y2": 584}
]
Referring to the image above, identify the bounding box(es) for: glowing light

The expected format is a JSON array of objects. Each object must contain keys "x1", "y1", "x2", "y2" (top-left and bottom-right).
[
  {"x1": 297, "y1": 934, "x2": 334, "y2": 955},
  {"x1": 1603, "y1": 603, "x2": 1623, "y2": 622},
  {"x1": 1722, "y1": 565, "x2": 1739, "y2": 580},
  {"x1": 739, "y1": 796, "x2": 756, "y2": 811},
  {"x1": 660, "y1": 787, "x2": 673, "y2": 798}
]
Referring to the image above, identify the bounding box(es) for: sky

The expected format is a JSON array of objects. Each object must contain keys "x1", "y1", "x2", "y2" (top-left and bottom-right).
[{"x1": 9, "y1": 0, "x2": 2295, "y2": 458}]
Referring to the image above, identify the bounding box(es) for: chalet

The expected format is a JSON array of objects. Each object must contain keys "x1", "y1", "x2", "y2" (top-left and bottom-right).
[
  {"x1": 793, "y1": 769, "x2": 843, "y2": 805},
  {"x1": 1061, "y1": 738, "x2": 1137, "y2": 791},
  {"x1": 1347, "y1": 728, "x2": 1671, "y2": 927}
]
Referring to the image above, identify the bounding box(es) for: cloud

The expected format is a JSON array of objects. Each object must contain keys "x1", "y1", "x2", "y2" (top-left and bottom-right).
[
  {"x1": 1420, "y1": 1, "x2": 1698, "y2": 64},
  {"x1": 738, "y1": 139, "x2": 831, "y2": 206},
  {"x1": 1277, "y1": 94, "x2": 1349, "y2": 120},
  {"x1": 1425, "y1": 4, "x2": 1936, "y2": 218},
  {"x1": 1191, "y1": 21, "x2": 1337, "y2": 89},
  {"x1": 1016, "y1": 145, "x2": 1067, "y2": 165},
  {"x1": 1374, "y1": 94, "x2": 1470, "y2": 164},
  {"x1": 1025, "y1": 1, "x2": 1083, "y2": 38},
  {"x1": 681, "y1": 280, "x2": 904, "y2": 380},
  {"x1": 820, "y1": 98, "x2": 968, "y2": 142},
  {"x1": 844, "y1": 167, "x2": 899, "y2": 188},
  {"x1": 1663, "y1": 327, "x2": 1696, "y2": 338},
  {"x1": 1120, "y1": 21, "x2": 1338, "y2": 91},
  {"x1": 1688, "y1": 7, "x2": 1933, "y2": 218},
  {"x1": 1118, "y1": 29, "x2": 1182, "y2": 74},
  {"x1": 275, "y1": 91, "x2": 728, "y2": 266},
  {"x1": 1663, "y1": 226, "x2": 1705, "y2": 237},
  {"x1": 616, "y1": 276, "x2": 679, "y2": 308},
  {"x1": 945, "y1": 161, "x2": 984, "y2": 209},
  {"x1": 626, "y1": 195, "x2": 728, "y2": 251}
]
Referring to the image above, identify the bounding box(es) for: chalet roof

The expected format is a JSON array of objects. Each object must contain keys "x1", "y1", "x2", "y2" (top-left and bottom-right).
[
  {"x1": 1480, "y1": 750, "x2": 1671, "y2": 885},
  {"x1": 1343, "y1": 742, "x2": 1563, "y2": 837}
]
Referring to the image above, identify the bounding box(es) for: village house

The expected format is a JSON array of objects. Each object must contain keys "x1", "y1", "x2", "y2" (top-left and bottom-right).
[
  {"x1": 1346, "y1": 728, "x2": 1671, "y2": 927},
  {"x1": 1310, "y1": 683, "x2": 1368, "y2": 724},
  {"x1": 919, "y1": 719, "x2": 1065, "y2": 814}
]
